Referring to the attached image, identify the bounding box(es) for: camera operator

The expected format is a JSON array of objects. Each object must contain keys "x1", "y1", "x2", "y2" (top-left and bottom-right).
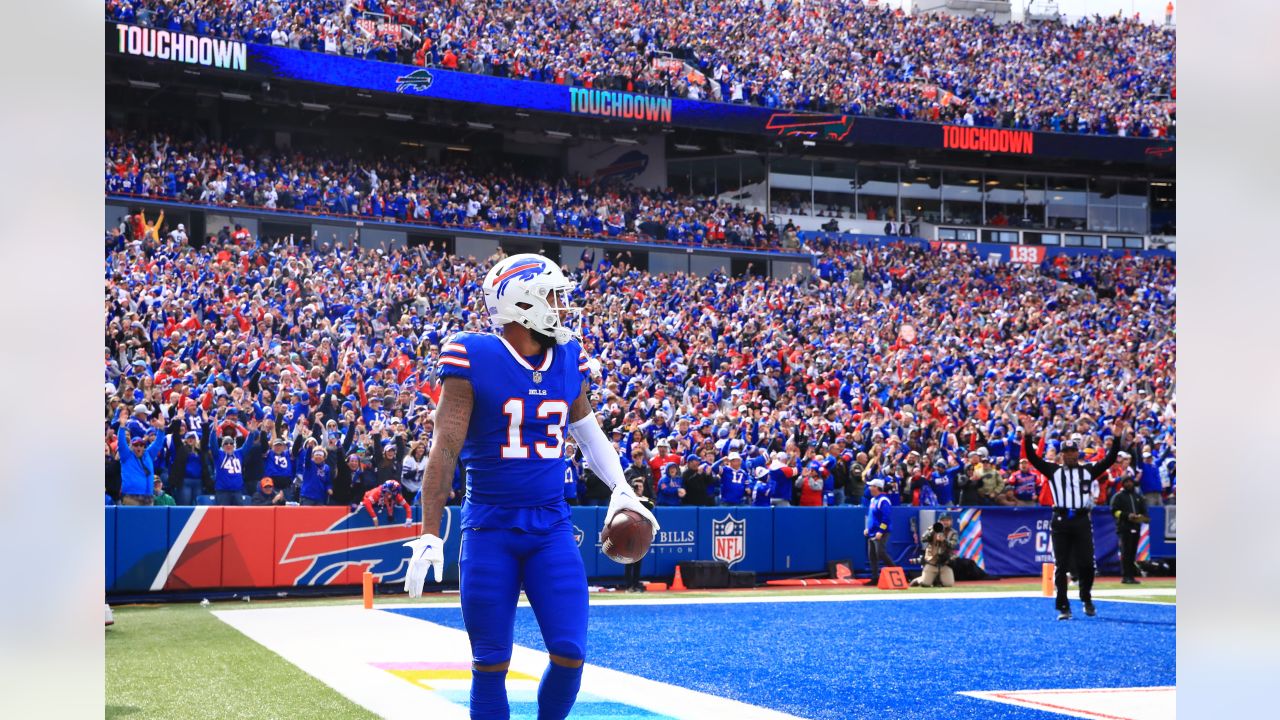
[{"x1": 912, "y1": 514, "x2": 959, "y2": 587}]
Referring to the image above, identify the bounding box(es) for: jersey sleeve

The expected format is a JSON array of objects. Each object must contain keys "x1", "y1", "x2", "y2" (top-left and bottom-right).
[{"x1": 436, "y1": 333, "x2": 472, "y2": 382}]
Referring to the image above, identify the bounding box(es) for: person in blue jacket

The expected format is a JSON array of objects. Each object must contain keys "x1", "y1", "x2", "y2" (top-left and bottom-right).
[
  {"x1": 864, "y1": 479, "x2": 897, "y2": 584},
  {"x1": 213, "y1": 427, "x2": 259, "y2": 506},
  {"x1": 298, "y1": 446, "x2": 334, "y2": 506},
  {"x1": 750, "y1": 466, "x2": 773, "y2": 506},
  {"x1": 655, "y1": 462, "x2": 685, "y2": 506},
  {"x1": 116, "y1": 407, "x2": 167, "y2": 505}
]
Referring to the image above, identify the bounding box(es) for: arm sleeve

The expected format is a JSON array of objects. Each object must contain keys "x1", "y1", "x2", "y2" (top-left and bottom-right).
[
  {"x1": 1089, "y1": 435, "x2": 1123, "y2": 478},
  {"x1": 567, "y1": 413, "x2": 625, "y2": 492},
  {"x1": 362, "y1": 490, "x2": 377, "y2": 520},
  {"x1": 1022, "y1": 433, "x2": 1057, "y2": 478}
]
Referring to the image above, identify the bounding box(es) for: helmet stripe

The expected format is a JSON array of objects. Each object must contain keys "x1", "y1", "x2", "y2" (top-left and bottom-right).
[{"x1": 492, "y1": 261, "x2": 544, "y2": 285}]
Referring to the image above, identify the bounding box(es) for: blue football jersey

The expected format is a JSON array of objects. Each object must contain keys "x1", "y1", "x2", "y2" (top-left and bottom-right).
[{"x1": 437, "y1": 332, "x2": 590, "y2": 530}]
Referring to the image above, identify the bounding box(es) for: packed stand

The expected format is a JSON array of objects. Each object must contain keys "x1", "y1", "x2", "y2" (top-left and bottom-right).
[
  {"x1": 105, "y1": 0, "x2": 1175, "y2": 137},
  {"x1": 106, "y1": 130, "x2": 793, "y2": 250},
  {"x1": 104, "y1": 217, "x2": 1176, "y2": 510}
]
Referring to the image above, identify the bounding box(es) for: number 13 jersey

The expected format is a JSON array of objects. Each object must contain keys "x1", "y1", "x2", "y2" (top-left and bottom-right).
[{"x1": 436, "y1": 332, "x2": 590, "y2": 531}]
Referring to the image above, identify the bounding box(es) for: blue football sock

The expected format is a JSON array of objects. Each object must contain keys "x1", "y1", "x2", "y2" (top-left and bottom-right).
[
  {"x1": 537, "y1": 661, "x2": 583, "y2": 720},
  {"x1": 469, "y1": 668, "x2": 509, "y2": 720}
]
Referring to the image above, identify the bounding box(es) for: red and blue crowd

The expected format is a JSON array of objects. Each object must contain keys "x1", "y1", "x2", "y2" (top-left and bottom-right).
[
  {"x1": 104, "y1": 212, "x2": 1176, "y2": 511},
  {"x1": 105, "y1": 0, "x2": 1175, "y2": 138},
  {"x1": 106, "y1": 131, "x2": 793, "y2": 250}
]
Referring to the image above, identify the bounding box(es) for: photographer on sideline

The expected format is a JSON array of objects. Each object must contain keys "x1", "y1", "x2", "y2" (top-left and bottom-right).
[{"x1": 912, "y1": 514, "x2": 959, "y2": 587}]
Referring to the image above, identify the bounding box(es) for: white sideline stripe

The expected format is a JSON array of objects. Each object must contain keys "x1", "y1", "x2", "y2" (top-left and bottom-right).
[
  {"x1": 959, "y1": 686, "x2": 1176, "y2": 720},
  {"x1": 150, "y1": 506, "x2": 207, "y2": 591},
  {"x1": 214, "y1": 605, "x2": 805, "y2": 720},
  {"x1": 372, "y1": 587, "x2": 1175, "y2": 611}
]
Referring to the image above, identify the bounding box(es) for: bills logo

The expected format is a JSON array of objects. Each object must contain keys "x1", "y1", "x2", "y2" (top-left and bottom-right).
[
  {"x1": 491, "y1": 260, "x2": 545, "y2": 298},
  {"x1": 594, "y1": 150, "x2": 648, "y2": 182},
  {"x1": 1007, "y1": 525, "x2": 1032, "y2": 550},
  {"x1": 711, "y1": 514, "x2": 746, "y2": 567},
  {"x1": 765, "y1": 113, "x2": 854, "y2": 141},
  {"x1": 395, "y1": 69, "x2": 435, "y2": 94},
  {"x1": 279, "y1": 520, "x2": 425, "y2": 585}
]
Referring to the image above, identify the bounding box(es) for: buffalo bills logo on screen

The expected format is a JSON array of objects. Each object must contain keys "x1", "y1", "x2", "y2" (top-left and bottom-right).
[
  {"x1": 712, "y1": 514, "x2": 746, "y2": 567},
  {"x1": 765, "y1": 113, "x2": 854, "y2": 141},
  {"x1": 594, "y1": 150, "x2": 649, "y2": 182},
  {"x1": 278, "y1": 520, "x2": 424, "y2": 585},
  {"x1": 492, "y1": 260, "x2": 545, "y2": 298},
  {"x1": 1006, "y1": 525, "x2": 1032, "y2": 550},
  {"x1": 395, "y1": 69, "x2": 435, "y2": 94}
]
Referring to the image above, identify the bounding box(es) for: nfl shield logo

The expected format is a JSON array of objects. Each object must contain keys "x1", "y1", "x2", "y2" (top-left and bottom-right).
[
  {"x1": 532, "y1": 371, "x2": 543, "y2": 384},
  {"x1": 711, "y1": 514, "x2": 746, "y2": 567}
]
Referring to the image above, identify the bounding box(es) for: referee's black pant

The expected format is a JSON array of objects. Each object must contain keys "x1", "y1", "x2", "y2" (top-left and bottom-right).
[{"x1": 1051, "y1": 510, "x2": 1095, "y2": 609}]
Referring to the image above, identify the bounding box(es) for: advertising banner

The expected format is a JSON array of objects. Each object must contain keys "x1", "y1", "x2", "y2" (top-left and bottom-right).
[{"x1": 959, "y1": 508, "x2": 1123, "y2": 577}]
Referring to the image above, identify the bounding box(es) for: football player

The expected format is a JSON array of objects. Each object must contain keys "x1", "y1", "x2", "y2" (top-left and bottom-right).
[{"x1": 403, "y1": 254, "x2": 658, "y2": 720}]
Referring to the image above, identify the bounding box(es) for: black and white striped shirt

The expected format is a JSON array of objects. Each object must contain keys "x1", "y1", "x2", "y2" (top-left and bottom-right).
[{"x1": 1023, "y1": 434, "x2": 1122, "y2": 511}]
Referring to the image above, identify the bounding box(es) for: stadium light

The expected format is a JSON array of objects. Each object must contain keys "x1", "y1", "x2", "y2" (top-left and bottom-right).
[
  {"x1": 300, "y1": 102, "x2": 331, "y2": 112},
  {"x1": 466, "y1": 121, "x2": 495, "y2": 130},
  {"x1": 445, "y1": 145, "x2": 472, "y2": 152},
  {"x1": 128, "y1": 79, "x2": 161, "y2": 90},
  {"x1": 385, "y1": 111, "x2": 414, "y2": 122},
  {"x1": 673, "y1": 143, "x2": 702, "y2": 152},
  {"x1": 220, "y1": 91, "x2": 252, "y2": 102},
  {"x1": 545, "y1": 130, "x2": 573, "y2": 139},
  {"x1": 802, "y1": 140, "x2": 816, "y2": 147},
  {"x1": 733, "y1": 149, "x2": 759, "y2": 156},
  {"x1": 613, "y1": 137, "x2": 640, "y2": 146}
]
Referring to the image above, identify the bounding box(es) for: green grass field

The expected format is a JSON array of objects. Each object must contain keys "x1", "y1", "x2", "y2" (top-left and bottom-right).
[{"x1": 106, "y1": 579, "x2": 1175, "y2": 719}]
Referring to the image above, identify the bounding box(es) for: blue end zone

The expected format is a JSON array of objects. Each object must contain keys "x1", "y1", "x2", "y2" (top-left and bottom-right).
[{"x1": 392, "y1": 597, "x2": 1174, "y2": 720}]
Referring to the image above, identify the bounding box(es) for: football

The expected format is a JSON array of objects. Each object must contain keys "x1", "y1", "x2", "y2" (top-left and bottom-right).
[{"x1": 601, "y1": 509, "x2": 654, "y2": 564}]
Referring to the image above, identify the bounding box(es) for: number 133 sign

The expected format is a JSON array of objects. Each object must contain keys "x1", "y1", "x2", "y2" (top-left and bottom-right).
[{"x1": 1008, "y1": 245, "x2": 1045, "y2": 264}]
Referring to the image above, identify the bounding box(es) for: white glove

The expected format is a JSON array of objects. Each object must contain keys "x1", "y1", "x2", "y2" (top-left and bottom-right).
[
  {"x1": 402, "y1": 533, "x2": 444, "y2": 598},
  {"x1": 604, "y1": 484, "x2": 659, "y2": 539}
]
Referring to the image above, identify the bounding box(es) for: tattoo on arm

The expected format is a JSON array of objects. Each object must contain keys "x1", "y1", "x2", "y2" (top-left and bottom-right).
[
  {"x1": 421, "y1": 378, "x2": 472, "y2": 534},
  {"x1": 568, "y1": 380, "x2": 592, "y2": 424}
]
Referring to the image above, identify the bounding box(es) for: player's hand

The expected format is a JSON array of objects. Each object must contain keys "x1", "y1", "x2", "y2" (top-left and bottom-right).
[
  {"x1": 605, "y1": 483, "x2": 659, "y2": 539},
  {"x1": 403, "y1": 533, "x2": 445, "y2": 598}
]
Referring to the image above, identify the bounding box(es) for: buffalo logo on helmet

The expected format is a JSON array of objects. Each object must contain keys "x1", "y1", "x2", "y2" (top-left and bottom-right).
[{"x1": 491, "y1": 259, "x2": 546, "y2": 299}]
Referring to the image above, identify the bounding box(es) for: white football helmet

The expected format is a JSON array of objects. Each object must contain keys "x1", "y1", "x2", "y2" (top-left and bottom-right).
[{"x1": 482, "y1": 253, "x2": 579, "y2": 344}]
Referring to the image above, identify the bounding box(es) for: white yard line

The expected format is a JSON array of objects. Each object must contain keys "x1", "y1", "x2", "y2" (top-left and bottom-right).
[
  {"x1": 959, "y1": 686, "x2": 1176, "y2": 720},
  {"x1": 214, "y1": 605, "x2": 807, "y2": 720}
]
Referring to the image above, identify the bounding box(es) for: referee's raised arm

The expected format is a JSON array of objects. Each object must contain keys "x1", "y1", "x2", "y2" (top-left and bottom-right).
[
  {"x1": 1086, "y1": 417, "x2": 1127, "y2": 479},
  {"x1": 1018, "y1": 413, "x2": 1057, "y2": 479}
]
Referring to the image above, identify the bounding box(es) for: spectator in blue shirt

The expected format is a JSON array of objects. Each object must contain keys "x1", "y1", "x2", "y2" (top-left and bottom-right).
[{"x1": 116, "y1": 407, "x2": 166, "y2": 505}]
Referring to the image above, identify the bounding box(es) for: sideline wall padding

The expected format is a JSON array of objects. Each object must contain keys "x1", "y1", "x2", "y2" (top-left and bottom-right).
[
  {"x1": 114, "y1": 506, "x2": 171, "y2": 592},
  {"x1": 220, "y1": 508, "x2": 276, "y2": 588},
  {"x1": 773, "y1": 507, "x2": 827, "y2": 573},
  {"x1": 105, "y1": 507, "x2": 117, "y2": 592},
  {"x1": 167, "y1": 507, "x2": 224, "y2": 590}
]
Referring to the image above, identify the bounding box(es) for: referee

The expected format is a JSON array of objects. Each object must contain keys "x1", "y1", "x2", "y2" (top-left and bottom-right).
[{"x1": 1020, "y1": 414, "x2": 1123, "y2": 620}]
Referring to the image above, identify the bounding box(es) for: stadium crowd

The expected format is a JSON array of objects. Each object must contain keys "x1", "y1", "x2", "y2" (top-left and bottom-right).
[
  {"x1": 104, "y1": 0, "x2": 1175, "y2": 137},
  {"x1": 104, "y1": 216, "x2": 1177, "y2": 511},
  {"x1": 106, "y1": 130, "x2": 796, "y2": 250}
]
